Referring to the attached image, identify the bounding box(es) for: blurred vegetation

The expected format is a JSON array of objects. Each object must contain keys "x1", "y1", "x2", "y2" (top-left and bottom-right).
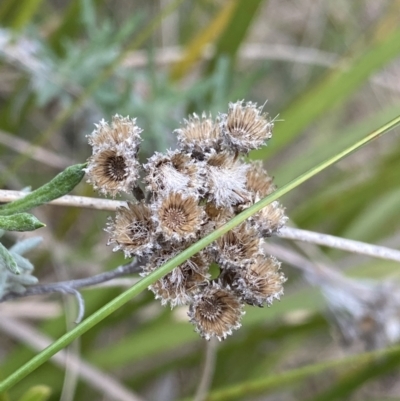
[{"x1": 1, "y1": 0, "x2": 400, "y2": 400}]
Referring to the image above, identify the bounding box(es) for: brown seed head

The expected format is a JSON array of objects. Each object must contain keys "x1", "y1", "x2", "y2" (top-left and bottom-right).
[
  {"x1": 143, "y1": 249, "x2": 210, "y2": 307},
  {"x1": 246, "y1": 161, "x2": 275, "y2": 199},
  {"x1": 250, "y1": 200, "x2": 287, "y2": 237},
  {"x1": 153, "y1": 192, "x2": 204, "y2": 242},
  {"x1": 220, "y1": 101, "x2": 273, "y2": 153},
  {"x1": 106, "y1": 202, "x2": 155, "y2": 257},
  {"x1": 88, "y1": 115, "x2": 142, "y2": 151},
  {"x1": 215, "y1": 223, "x2": 263, "y2": 269},
  {"x1": 232, "y1": 256, "x2": 285, "y2": 306},
  {"x1": 85, "y1": 115, "x2": 142, "y2": 197},
  {"x1": 188, "y1": 282, "x2": 244, "y2": 340},
  {"x1": 175, "y1": 113, "x2": 222, "y2": 154}
]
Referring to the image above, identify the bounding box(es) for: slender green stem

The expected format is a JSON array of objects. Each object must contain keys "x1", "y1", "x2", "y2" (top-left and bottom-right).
[
  {"x1": 197, "y1": 343, "x2": 400, "y2": 401},
  {"x1": 1, "y1": 114, "x2": 399, "y2": 392}
]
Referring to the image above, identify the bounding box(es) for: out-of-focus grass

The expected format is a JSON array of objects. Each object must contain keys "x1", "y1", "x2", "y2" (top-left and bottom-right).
[{"x1": 1, "y1": 1, "x2": 400, "y2": 400}]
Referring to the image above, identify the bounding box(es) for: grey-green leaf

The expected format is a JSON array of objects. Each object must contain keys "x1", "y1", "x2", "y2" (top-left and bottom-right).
[
  {"x1": 0, "y1": 163, "x2": 86, "y2": 216},
  {"x1": 0, "y1": 242, "x2": 20, "y2": 275},
  {"x1": 0, "y1": 213, "x2": 46, "y2": 232},
  {"x1": 10, "y1": 237, "x2": 43, "y2": 255}
]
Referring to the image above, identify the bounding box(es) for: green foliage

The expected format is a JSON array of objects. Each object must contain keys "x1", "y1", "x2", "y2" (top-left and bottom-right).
[{"x1": 0, "y1": 213, "x2": 45, "y2": 231}]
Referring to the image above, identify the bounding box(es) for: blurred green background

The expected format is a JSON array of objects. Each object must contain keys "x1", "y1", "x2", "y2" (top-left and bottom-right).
[{"x1": 1, "y1": 0, "x2": 400, "y2": 400}]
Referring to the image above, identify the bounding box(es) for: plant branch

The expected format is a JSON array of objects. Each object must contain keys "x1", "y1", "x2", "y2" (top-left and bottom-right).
[
  {"x1": 0, "y1": 190, "x2": 125, "y2": 211},
  {"x1": 277, "y1": 226, "x2": 400, "y2": 263},
  {"x1": 0, "y1": 258, "x2": 144, "y2": 303},
  {"x1": 194, "y1": 338, "x2": 219, "y2": 401}
]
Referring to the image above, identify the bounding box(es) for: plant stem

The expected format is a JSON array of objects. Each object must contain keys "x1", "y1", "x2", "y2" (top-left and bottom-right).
[{"x1": 277, "y1": 226, "x2": 400, "y2": 263}]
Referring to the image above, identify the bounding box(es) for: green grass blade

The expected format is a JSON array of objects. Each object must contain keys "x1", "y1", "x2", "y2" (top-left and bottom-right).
[
  {"x1": 0, "y1": 113, "x2": 399, "y2": 392},
  {"x1": 206, "y1": 0, "x2": 266, "y2": 73},
  {"x1": 192, "y1": 344, "x2": 400, "y2": 401},
  {"x1": 251, "y1": 19, "x2": 400, "y2": 161}
]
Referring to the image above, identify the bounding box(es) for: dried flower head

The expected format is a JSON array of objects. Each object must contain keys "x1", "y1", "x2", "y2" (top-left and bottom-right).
[
  {"x1": 88, "y1": 115, "x2": 142, "y2": 151},
  {"x1": 189, "y1": 282, "x2": 244, "y2": 340},
  {"x1": 214, "y1": 223, "x2": 263, "y2": 269},
  {"x1": 106, "y1": 202, "x2": 155, "y2": 257},
  {"x1": 144, "y1": 150, "x2": 200, "y2": 196},
  {"x1": 220, "y1": 101, "x2": 273, "y2": 153},
  {"x1": 85, "y1": 115, "x2": 142, "y2": 197},
  {"x1": 231, "y1": 256, "x2": 285, "y2": 306},
  {"x1": 143, "y1": 250, "x2": 210, "y2": 307},
  {"x1": 246, "y1": 161, "x2": 275, "y2": 199},
  {"x1": 153, "y1": 192, "x2": 204, "y2": 242},
  {"x1": 205, "y1": 151, "x2": 250, "y2": 208},
  {"x1": 250, "y1": 200, "x2": 287, "y2": 237},
  {"x1": 175, "y1": 113, "x2": 221, "y2": 154}
]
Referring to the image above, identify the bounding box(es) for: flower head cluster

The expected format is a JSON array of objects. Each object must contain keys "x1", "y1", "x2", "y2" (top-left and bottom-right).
[{"x1": 86, "y1": 101, "x2": 287, "y2": 340}]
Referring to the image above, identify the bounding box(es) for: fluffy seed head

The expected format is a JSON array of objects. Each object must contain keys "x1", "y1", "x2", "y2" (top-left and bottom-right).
[
  {"x1": 88, "y1": 115, "x2": 142, "y2": 151},
  {"x1": 153, "y1": 192, "x2": 204, "y2": 242},
  {"x1": 106, "y1": 202, "x2": 155, "y2": 257},
  {"x1": 144, "y1": 150, "x2": 200, "y2": 196},
  {"x1": 246, "y1": 161, "x2": 275, "y2": 199},
  {"x1": 214, "y1": 223, "x2": 263, "y2": 269},
  {"x1": 143, "y1": 250, "x2": 210, "y2": 307},
  {"x1": 205, "y1": 151, "x2": 250, "y2": 208},
  {"x1": 85, "y1": 115, "x2": 142, "y2": 197},
  {"x1": 188, "y1": 282, "x2": 244, "y2": 340},
  {"x1": 231, "y1": 256, "x2": 285, "y2": 306},
  {"x1": 175, "y1": 113, "x2": 222, "y2": 154},
  {"x1": 220, "y1": 101, "x2": 273, "y2": 153},
  {"x1": 250, "y1": 200, "x2": 287, "y2": 236}
]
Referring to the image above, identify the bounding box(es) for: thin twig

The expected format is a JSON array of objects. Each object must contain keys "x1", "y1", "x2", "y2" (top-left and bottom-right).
[
  {"x1": 0, "y1": 258, "x2": 144, "y2": 302},
  {"x1": 193, "y1": 338, "x2": 218, "y2": 401},
  {"x1": 0, "y1": 190, "x2": 125, "y2": 211},
  {"x1": 0, "y1": 316, "x2": 145, "y2": 401},
  {"x1": 277, "y1": 226, "x2": 400, "y2": 263},
  {"x1": 54, "y1": 287, "x2": 85, "y2": 324}
]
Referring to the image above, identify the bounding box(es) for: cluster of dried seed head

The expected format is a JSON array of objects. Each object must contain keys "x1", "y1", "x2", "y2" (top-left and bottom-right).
[{"x1": 85, "y1": 101, "x2": 287, "y2": 340}]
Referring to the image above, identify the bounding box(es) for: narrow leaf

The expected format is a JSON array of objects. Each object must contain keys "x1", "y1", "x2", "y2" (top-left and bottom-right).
[
  {"x1": 170, "y1": 1, "x2": 238, "y2": 80},
  {"x1": 9, "y1": 237, "x2": 42, "y2": 255},
  {"x1": 251, "y1": 16, "x2": 400, "y2": 161},
  {"x1": 0, "y1": 164, "x2": 86, "y2": 216},
  {"x1": 0, "y1": 242, "x2": 19, "y2": 275},
  {"x1": 0, "y1": 213, "x2": 45, "y2": 232}
]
